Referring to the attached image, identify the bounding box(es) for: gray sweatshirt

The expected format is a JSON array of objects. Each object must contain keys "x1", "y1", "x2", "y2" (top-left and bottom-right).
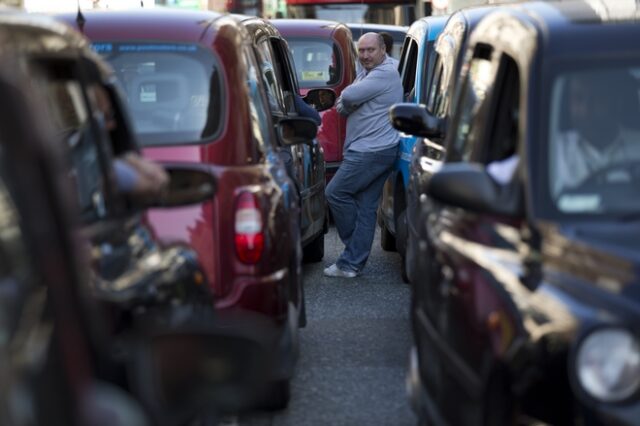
[{"x1": 336, "y1": 57, "x2": 403, "y2": 153}]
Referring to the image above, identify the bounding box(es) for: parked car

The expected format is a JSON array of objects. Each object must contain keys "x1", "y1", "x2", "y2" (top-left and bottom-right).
[
  {"x1": 399, "y1": 5, "x2": 498, "y2": 288},
  {"x1": 347, "y1": 22, "x2": 407, "y2": 60},
  {"x1": 233, "y1": 15, "x2": 335, "y2": 263},
  {"x1": 393, "y1": 1, "x2": 640, "y2": 425},
  {"x1": 56, "y1": 8, "x2": 312, "y2": 408},
  {"x1": 272, "y1": 18, "x2": 358, "y2": 183},
  {"x1": 0, "y1": 18, "x2": 274, "y2": 426},
  {"x1": 376, "y1": 15, "x2": 447, "y2": 282}
]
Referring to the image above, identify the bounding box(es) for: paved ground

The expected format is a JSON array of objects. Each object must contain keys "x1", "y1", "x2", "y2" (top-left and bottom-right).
[{"x1": 237, "y1": 226, "x2": 416, "y2": 426}]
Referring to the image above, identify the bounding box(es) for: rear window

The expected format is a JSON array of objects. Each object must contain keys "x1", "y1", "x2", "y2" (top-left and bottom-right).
[
  {"x1": 285, "y1": 38, "x2": 342, "y2": 89},
  {"x1": 94, "y1": 42, "x2": 223, "y2": 146}
]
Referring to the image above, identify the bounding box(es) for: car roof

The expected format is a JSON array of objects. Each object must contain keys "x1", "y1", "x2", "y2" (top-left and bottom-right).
[
  {"x1": 406, "y1": 14, "x2": 449, "y2": 43},
  {"x1": 472, "y1": 0, "x2": 640, "y2": 62},
  {"x1": 347, "y1": 22, "x2": 408, "y2": 43},
  {"x1": 270, "y1": 18, "x2": 347, "y2": 36},
  {"x1": 346, "y1": 22, "x2": 409, "y2": 33},
  {"x1": 56, "y1": 8, "x2": 226, "y2": 43}
]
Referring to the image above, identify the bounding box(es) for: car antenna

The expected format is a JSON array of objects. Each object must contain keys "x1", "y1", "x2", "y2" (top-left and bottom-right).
[{"x1": 76, "y1": 0, "x2": 86, "y2": 33}]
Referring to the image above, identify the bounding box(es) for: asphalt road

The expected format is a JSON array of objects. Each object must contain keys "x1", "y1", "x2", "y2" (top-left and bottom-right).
[{"x1": 237, "y1": 225, "x2": 416, "y2": 426}]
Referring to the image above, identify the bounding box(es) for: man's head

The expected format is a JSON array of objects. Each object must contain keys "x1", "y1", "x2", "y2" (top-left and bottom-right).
[
  {"x1": 379, "y1": 32, "x2": 394, "y2": 57},
  {"x1": 567, "y1": 73, "x2": 618, "y2": 148},
  {"x1": 357, "y1": 32, "x2": 386, "y2": 72}
]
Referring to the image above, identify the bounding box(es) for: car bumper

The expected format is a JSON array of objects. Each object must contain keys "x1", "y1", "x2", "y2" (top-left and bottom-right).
[{"x1": 214, "y1": 267, "x2": 289, "y2": 322}]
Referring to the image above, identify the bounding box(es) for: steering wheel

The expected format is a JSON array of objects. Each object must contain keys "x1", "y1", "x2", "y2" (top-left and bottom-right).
[{"x1": 572, "y1": 160, "x2": 640, "y2": 189}]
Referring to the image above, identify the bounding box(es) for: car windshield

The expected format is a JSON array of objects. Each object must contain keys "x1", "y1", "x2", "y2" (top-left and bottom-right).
[
  {"x1": 547, "y1": 64, "x2": 640, "y2": 215},
  {"x1": 286, "y1": 38, "x2": 342, "y2": 89},
  {"x1": 95, "y1": 42, "x2": 223, "y2": 146}
]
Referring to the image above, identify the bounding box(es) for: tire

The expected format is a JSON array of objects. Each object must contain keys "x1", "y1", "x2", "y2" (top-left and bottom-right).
[
  {"x1": 380, "y1": 221, "x2": 396, "y2": 251},
  {"x1": 303, "y1": 231, "x2": 324, "y2": 263}
]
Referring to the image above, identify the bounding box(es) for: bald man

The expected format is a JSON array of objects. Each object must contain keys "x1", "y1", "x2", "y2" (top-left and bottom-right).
[{"x1": 324, "y1": 32, "x2": 403, "y2": 278}]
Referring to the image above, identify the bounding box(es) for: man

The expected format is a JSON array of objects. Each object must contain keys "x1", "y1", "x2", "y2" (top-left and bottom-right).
[
  {"x1": 324, "y1": 33, "x2": 403, "y2": 278},
  {"x1": 551, "y1": 71, "x2": 640, "y2": 198},
  {"x1": 379, "y1": 32, "x2": 399, "y2": 71}
]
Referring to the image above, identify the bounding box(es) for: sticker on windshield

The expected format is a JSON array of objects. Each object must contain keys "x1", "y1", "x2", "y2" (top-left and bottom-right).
[
  {"x1": 301, "y1": 71, "x2": 328, "y2": 80},
  {"x1": 118, "y1": 44, "x2": 198, "y2": 53},
  {"x1": 558, "y1": 194, "x2": 602, "y2": 212},
  {"x1": 92, "y1": 43, "x2": 113, "y2": 53}
]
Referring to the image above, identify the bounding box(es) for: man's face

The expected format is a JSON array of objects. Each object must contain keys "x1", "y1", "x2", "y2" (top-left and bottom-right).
[{"x1": 357, "y1": 34, "x2": 386, "y2": 71}]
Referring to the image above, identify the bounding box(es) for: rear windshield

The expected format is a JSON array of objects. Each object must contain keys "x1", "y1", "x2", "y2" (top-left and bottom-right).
[
  {"x1": 94, "y1": 42, "x2": 223, "y2": 146},
  {"x1": 285, "y1": 38, "x2": 342, "y2": 89}
]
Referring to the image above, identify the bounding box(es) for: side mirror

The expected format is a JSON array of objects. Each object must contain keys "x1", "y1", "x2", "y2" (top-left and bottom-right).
[
  {"x1": 303, "y1": 88, "x2": 337, "y2": 112},
  {"x1": 426, "y1": 162, "x2": 523, "y2": 217},
  {"x1": 129, "y1": 310, "x2": 276, "y2": 425},
  {"x1": 154, "y1": 165, "x2": 217, "y2": 207},
  {"x1": 277, "y1": 117, "x2": 318, "y2": 146},
  {"x1": 389, "y1": 103, "x2": 446, "y2": 139}
]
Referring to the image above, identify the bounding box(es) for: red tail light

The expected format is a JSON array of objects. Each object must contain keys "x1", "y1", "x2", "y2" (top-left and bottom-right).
[{"x1": 234, "y1": 191, "x2": 264, "y2": 264}]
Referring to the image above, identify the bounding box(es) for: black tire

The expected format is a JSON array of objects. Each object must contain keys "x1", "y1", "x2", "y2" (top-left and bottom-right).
[
  {"x1": 259, "y1": 379, "x2": 291, "y2": 411},
  {"x1": 380, "y1": 221, "x2": 396, "y2": 251},
  {"x1": 303, "y1": 231, "x2": 324, "y2": 263}
]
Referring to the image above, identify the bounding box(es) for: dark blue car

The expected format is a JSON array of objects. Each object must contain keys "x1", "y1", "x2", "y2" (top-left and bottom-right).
[
  {"x1": 377, "y1": 15, "x2": 447, "y2": 282},
  {"x1": 393, "y1": 1, "x2": 640, "y2": 425}
]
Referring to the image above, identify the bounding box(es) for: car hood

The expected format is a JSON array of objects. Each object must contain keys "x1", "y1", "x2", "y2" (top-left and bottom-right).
[{"x1": 541, "y1": 221, "x2": 640, "y2": 303}]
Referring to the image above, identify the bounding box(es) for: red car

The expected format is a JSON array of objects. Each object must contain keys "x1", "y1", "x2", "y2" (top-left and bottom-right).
[
  {"x1": 58, "y1": 9, "x2": 314, "y2": 407},
  {"x1": 271, "y1": 18, "x2": 357, "y2": 182}
]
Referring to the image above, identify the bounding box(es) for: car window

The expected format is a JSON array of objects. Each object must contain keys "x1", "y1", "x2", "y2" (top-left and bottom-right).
[
  {"x1": 480, "y1": 54, "x2": 520, "y2": 165},
  {"x1": 400, "y1": 38, "x2": 418, "y2": 101},
  {"x1": 286, "y1": 37, "x2": 342, "y2": 89},
  {"x1": 270, "y1": 38, "x2": 300, "y2": 114},
  {"x1": 33, "y1": 62, "x2": 110, "y2": 223},
  {"x1": 448, "y1": 44, "x2": 496, "y2": 162},
  {"x1": 243, "y1": 45, "x2": 272, "y2": 156},
  {"x1": 419, "y1": 40, "x2": 437, "y2": 104},
  {"x1": 255, "y1": 39, "x2": 286, "y2": 115},
  {"x1": 548, "y1": 64, "x2": 640, "y2": 213},
  {"x1": 95, "y1": 42, "x2": 223, "y2": 146},
  {"x1": 430, "y1": 33, "x2": 458, "y2": 118}
]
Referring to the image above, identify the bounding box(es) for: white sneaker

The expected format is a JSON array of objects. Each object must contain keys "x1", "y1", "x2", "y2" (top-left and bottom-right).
[{"x1": 323, "y1": 263, "x2": 357, "y2": 278}]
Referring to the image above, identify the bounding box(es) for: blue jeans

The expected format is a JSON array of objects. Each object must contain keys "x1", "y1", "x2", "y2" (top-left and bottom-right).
[{"x1": 326, "y1": 146, "x2": 397, "y2": 273}]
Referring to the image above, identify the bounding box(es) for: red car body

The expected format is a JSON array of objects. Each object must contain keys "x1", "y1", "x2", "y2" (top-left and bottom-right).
[
  {"x1": 57, "y1": 10, "x2": 305, "y2": 334},
  {"x1": 271, "y1": 18, "x2": 357, "y2": 182}
]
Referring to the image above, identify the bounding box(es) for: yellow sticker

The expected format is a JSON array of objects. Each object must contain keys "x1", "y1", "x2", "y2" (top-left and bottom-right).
[{"x1": 302, "y1": 71, "x2": 326, "y2": 80}]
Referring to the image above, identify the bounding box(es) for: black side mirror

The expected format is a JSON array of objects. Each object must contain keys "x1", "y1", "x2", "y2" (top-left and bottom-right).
[
  {"x1": 303, "y1": 88, "x2": 337, "y2": 112},
  {"x1": 389, "y1": 103, "x2": 446, "y2": 139},
  {"x1": 154, "y1": 165, "x2": 217, "y2": 207},
  {"x1": 426, "y1": 162, "x2": 523, "y2": 217},
  {"x1": 277, "y1": 117, "x2": 318, "y2": 146}
]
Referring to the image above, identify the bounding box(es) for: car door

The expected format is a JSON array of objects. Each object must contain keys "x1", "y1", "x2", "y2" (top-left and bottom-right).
[{"x1": 428, "y1": 45, "x2": 525, "y2": 421}]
